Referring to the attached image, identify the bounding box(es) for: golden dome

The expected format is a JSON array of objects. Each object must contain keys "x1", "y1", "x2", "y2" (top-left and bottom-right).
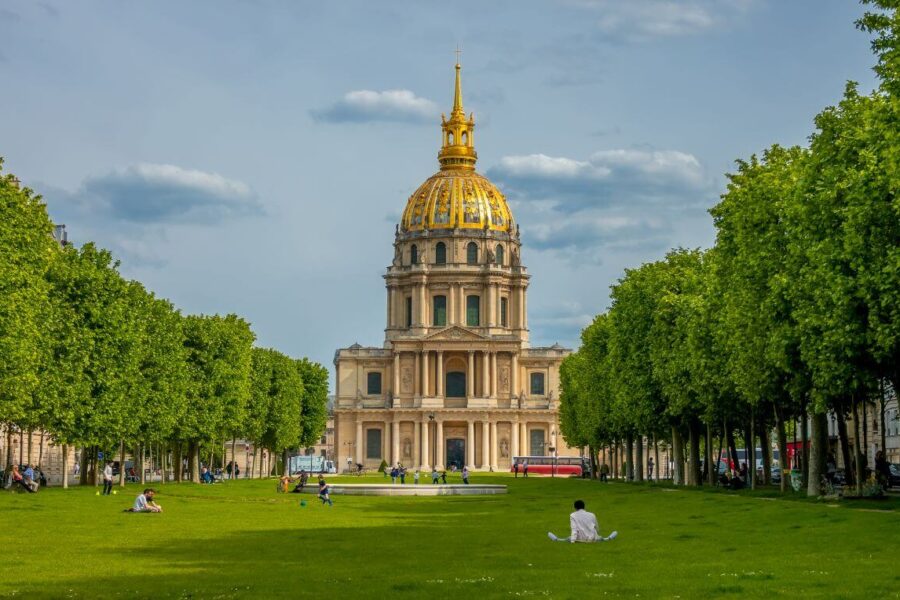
[{"x1": 399, "y1": 62, "x2": 514, "y2": 234}]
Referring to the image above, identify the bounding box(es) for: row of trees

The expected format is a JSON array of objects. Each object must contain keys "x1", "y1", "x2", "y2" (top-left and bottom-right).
[
  {"x1": 560, "y1": 0, "x2": 898, "y2": 497},
  {"x1": 0, "y1": 160, "x2": 329, "y2": 487}
]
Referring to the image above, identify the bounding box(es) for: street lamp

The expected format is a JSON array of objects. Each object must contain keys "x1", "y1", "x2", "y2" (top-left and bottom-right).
[
  {"x1": 343, "y1": 441, "x2": 355, "y2": 473},
  {"x1": 550, "y1": 428, "x2": 557, "y2": 478}
]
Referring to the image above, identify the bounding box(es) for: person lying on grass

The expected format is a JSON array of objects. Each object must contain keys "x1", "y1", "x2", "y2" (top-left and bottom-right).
[
  {"x1": 126, "y1": 488, "x2": 163, "y2": 513},
  {"x1": 548, "y1": 500, "x2": 617, "y2": 543}
]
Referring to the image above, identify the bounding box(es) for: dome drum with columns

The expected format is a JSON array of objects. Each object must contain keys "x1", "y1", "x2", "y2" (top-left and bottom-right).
[{"x1": 333, "y1": 62, "x2": 576, "y2": 472}]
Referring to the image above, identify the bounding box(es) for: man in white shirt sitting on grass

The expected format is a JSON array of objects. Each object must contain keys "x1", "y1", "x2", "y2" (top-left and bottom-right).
[
  {"x1": 548, "y1": 499, "x2": 617, "y2": 543},
  {"x1": 128, "y1": 488, "x2": 163, "y2": 513}
]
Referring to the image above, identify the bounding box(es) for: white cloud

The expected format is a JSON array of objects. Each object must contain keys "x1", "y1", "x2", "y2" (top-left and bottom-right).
[
  {"x1": 569, "y1": 0, "x2": 754, "y2": 41},
  {"x1": 75, "y1": 163, "x2": 261, "y2": 223},
  {"x1": 489, "y1": 148, "x2": 714, "y2": 212},
  {"x1": 311, "y1": 89, "x2": 439, "y2": 124}
]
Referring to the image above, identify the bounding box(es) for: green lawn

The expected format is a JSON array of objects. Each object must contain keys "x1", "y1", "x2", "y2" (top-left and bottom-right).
[{"x1": 2, "y1": 474, "x2": 898, "y2": 599}]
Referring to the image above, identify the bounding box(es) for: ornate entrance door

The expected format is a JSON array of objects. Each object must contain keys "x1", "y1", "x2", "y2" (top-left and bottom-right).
[{"x1": 446, "y1": 438, "x2": 465, "y2": 470}]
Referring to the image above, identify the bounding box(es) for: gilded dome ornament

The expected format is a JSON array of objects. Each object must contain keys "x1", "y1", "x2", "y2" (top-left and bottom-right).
[{"x1": 399, "y1": 61, "x2": 514, "y2": 235}]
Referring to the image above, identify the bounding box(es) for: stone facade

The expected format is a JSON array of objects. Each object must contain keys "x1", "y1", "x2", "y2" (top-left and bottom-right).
[{"x1": 333, "y1": 63, "x2": 577, "y2": 472}]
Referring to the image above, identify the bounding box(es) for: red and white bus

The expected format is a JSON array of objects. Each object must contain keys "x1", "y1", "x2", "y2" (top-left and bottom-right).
[{"x1": 511, "y1": 456, "x2": 586, "y2": 476}]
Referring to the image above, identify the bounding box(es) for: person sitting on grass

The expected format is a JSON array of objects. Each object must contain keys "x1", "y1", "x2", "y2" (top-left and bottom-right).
[
  {"x1": 10, "y1": 465, "x2": 34, "y2": 493},
  {"x1": 291, "y1": 470, "x2": 309, "y2": 493},
  {"x1": 317, "y1": 477, "x2": 333, "y2": 506},
  {"x1": 128, "y1": 489, "x2": 162, "y2": 513},
  {"x1": 201, "y1": 467, "x2": 215, "y2": 485},
  {"x1": 548, "y1": 500, "x2": 617, "y2": 543}
]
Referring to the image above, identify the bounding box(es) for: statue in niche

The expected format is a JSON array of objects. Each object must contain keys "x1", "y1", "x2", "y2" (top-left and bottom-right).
[
  {"x1": 499, "y1": 367, "x2": 510, "y2": 392},
  {"x1": 486, "y1": 246, "x2": 495, "y2": 264},
  {"x1": 401, "y1": 367, "x2": 413, "y2": 393},
  {"x1": 402, "y1": 438, "x2": 412, "y2": 459},
  {"x1": 511, "y1": 247, "x2": 520, "y2": 266},
  {"x1": 392, "y1": 245, "x2": 402, "y2": 266},
  {"x1": 500, "y1": 438, "x2": 510, "y2": 458}
]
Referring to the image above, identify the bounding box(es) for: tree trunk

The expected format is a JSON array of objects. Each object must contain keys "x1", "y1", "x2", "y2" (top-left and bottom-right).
[
  {"x1": 625, "y1": 434, "x2": 634, "y2": 481},
  {"x1": 749, "y1": 411, "x2": 756, "y2": 490},
  {"x1": 836, "y1": 401, "x2": 853, "y2": 485},
  {"x1": 189, "y1": 441, "x2": 201, "y2": 483},
  {"x1": 91, "y1": 446, "x2": 99, "y2": 486},
  {"x1": 688, "y1": 420, "x2": 701, "y2": 487},
  {"x1": 62, "y1": 444, "x2": 70, "y2": 489},
  {"x1": 653, "y1": 434, "x2": 660, "y2": 482},
  {"x1": 635, "y1": 435, "x2": 644, "y2": 482},
  {"x1": 27, "y1": 428, "x2": 33, "y2": 465},
  {"x1": 774, "y1": 405, "x2": 788, "y2": 493},
  {"x1": 807, "y1": 410, "x2": 828, "y2": 497},
  {"x1": 726, "y1": 422, "x2": 739, "y2": 475},
  {"x1": 79, "y1": 447, "x2": 89, "y2": 486},
  {"x1": 706, "y1": 422, "x2": 715, "y2": 486},
  {"x1": 38, "y1": 432, "x2": 45, "y2": 468},
  {"x1": 173, "y1": 443, "x2": 181, "y2": 482},
  {"x1": 5, "y1": 428, "x2": 13, "y2": 471},
  {"x1": 672, "y1": 426, "x2": 685, "y2": 486},
  {"x1": 250, "y1": 445, "x2": 257, "y2": 480},
  {"x1": 160, "y1": 444, "x2": 166, "y2": 484},
  {"x1": 862, "y1": 396, "x2": 869, "y2": 464},
  {"x1": 880, "y1": 379, "x2": 887, "y2": 453},
  {"x1": 118, "y1": 440, "x2": 126, "y2": 487},
  {"x1": 851, "y1": 396, "x2": 863, "y2": 496},
  {"x1": 800, "y1": 413, "x2": 809, "y2": 491},
  {"x1": 231, "y1": 438, "x2": 237, "y2": 479},
  {"x1": 761, "y1": 422, "x2": 772, "y2": 486}
]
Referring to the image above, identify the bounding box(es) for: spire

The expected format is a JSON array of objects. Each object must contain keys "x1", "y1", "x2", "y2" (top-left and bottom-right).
[
  {"x1": 452, "y1": 61, "x2": 464, "y2": 116},
  {"x1": 438, "y1": 57, "x2": 477, "y2": 171}
]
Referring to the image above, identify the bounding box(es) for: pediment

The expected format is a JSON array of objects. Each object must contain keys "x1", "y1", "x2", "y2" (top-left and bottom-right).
[{"x1": 424, "y1": 326, "x2": 487, "y2": 342}]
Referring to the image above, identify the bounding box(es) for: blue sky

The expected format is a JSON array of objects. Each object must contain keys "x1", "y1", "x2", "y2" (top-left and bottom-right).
[{"x1": 0, "y1": 0, "x2": 879, "y2": 383}]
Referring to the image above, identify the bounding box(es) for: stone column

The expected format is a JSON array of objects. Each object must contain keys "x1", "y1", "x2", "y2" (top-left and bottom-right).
[
  {"x1": 481, "y1": 420, "x2": 490, "y2": 470},
  {"x1": 414, "y1": 417, "x2": 421, "y2": 469},
  {"x1": 392, "y1": 420, "x2": 400, "y2": 467},
  {"x1": 467, "y1": 421, "x2": 475, "y2": 469},
  {"x1": 423, "y1": 350, "x2": 430, "y2": 397},
  {"x1": 518, "y1": 286, "x2": 525, "y2": 329},
  {"x1": 386, "y1": 287, "x2": 392, "y2": 328},
  {"x1": 355, "y1": 418, "x2": 363, "y2": 464},
  {"x1": 414, "y1": 352, "x2": 421, "y2": 397},
  {"x1": 448, "y1": 284, "x2": 456, "y2": 325},
  {"x1": 421, "y1": 419, "x2": 430, "y2": 470},
  {"x1": 490, "y1": 352, "x2": 498, "y2": 398},
  {"x1": 436, "y1": 420, "x2": 444, "y2": 469},
  {"x1": 482, "y1": 350, "x2": 490, "y2": 397},
  {"x1": 490, "y1": 421, "x2": 499, "y2": 470},
  {"x1": 419, "y1": 283, "x2": 427, "y2": 327},
  {"x1": 522, "y1": 286, "x2": 528, "y2": 330},
  {"x1": 467, "y1": 351, "x2": 475, "y2": 398},
  {"x1": 511, "y1": 353, "x2": 519, "y2": 401},
  {"x1": 520, "y1": 422, "x2": 528, "y2": 456},
  {"x1": 436, "y1": 351, "x2": 444, "y2": 397},
  {"x1": 487, "y1": 283, "x2": 495, "y2": 326},
  {"x1": 393, "y1": 352, "x2": 401, "y2": 397},
  {"x1": 459, "y1": 286, "x2": 466, "y2": 324}
]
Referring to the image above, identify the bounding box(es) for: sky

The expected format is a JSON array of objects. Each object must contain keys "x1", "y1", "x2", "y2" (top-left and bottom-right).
[{"x1": 0, "y1": 0, "x2": 881, "y2": 387}]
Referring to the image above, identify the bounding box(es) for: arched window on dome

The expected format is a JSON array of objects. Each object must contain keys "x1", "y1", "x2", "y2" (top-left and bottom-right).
[
  {"x1": 466, "y1": 242, "x2": 478, "y2": 265},
  {"x1": 435, "y1": 242, "x2": 447, "y2": 265},
  {"x1": 448, "y1": 132, "x2": 455, "y2": 145},
  {"x1": 495, "y1": 244, "x2": 504, "y2": 265},
  {"x1": 410, "y1": 244, "x2": 418, "y2": 265},
  {"x1": 461, "y1": 131, "x2": 468, "y2": 145}
]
